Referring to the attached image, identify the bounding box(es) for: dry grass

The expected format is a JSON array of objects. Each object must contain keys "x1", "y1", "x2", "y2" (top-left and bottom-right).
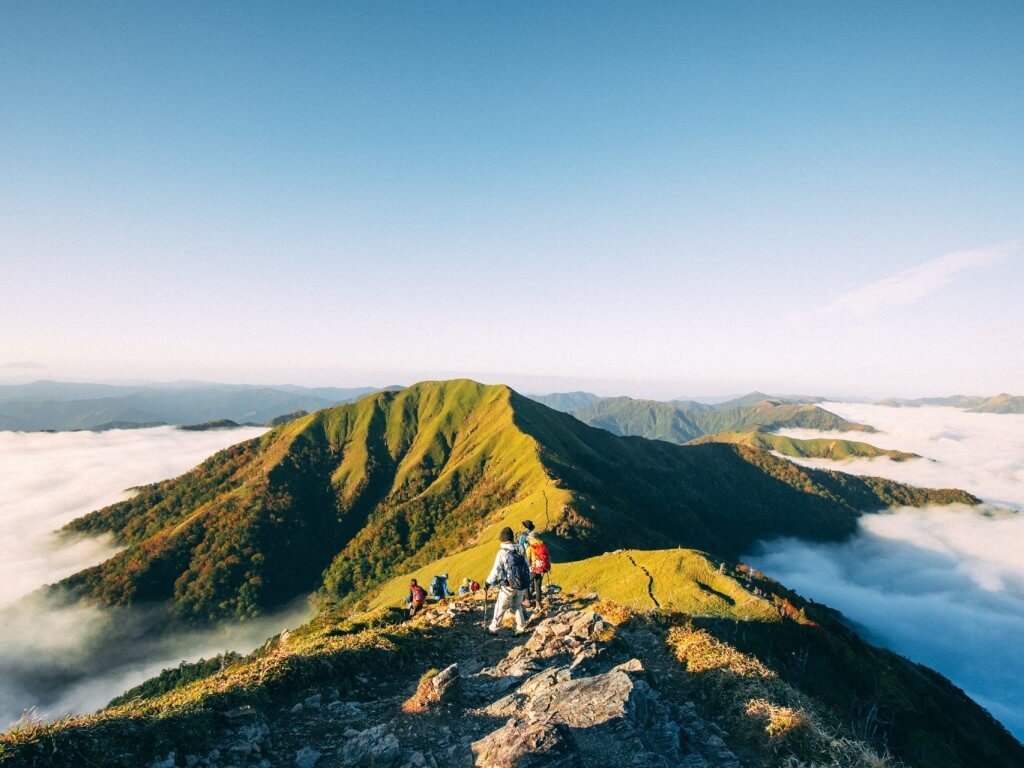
[
  {"x1": 0, "y1": 610, "x2": 435, "y2": 767},
  {"x1": 401, "y1": 668, "x2": 441, "y2": 714},
  {"x1": 668, "y1": 626, "x2": 899, "y2": 768}
]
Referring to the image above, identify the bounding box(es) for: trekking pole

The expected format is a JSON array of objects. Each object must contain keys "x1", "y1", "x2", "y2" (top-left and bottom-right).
[{"x1": 482, "y1": 584, "x2": 489, "y2": 629}]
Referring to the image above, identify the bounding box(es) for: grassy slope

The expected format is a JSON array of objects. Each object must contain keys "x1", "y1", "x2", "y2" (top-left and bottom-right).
[
  {"x1": 368, "y1": 548, "x2": 781, "y2": 621},
  {"x1": 4, "y1": 562, "x2": 1021, "y2": 768},
  {"x1": 689, "y1": 430, "x2": 920, "y2": 461},
  {"x1": 58, "y1": 381, "x2": 974, "y2": 622}
]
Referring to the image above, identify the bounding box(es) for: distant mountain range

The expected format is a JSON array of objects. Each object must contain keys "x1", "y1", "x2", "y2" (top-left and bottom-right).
[
  {"x1": 877, "y1": 393, "x2": 1024, "y2": 413},
  {"x1": 525, "y1": 390, "x2": 604, "y2": 412},
  {"x1": 0, "y1": 381, "x2": 400, "y2": 431},
  {"x1": 566, "y1": 395, "x2": 875, "y2": 443},
  {"x1": 529, "y1": 391, "x2": 913, "y2": 461}
]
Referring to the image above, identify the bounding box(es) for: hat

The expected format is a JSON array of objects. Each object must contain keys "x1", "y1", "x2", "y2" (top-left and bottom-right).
[
  {"x1": 522, "y1": 520, "x2": 535, "y2": 531},
  {"x1": 499, "y1": 526, "x2": 514, "y2": 543}
]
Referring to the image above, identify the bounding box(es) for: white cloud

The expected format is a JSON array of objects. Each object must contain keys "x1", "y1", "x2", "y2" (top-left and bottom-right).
[
  {"x1": 750, "y1": 507, "x2": 1024, "y2": 740},
  {"x1": 0, "y1": 426, "x2": 268, "y2": 608},
  {"x1": 753, "y1": 403, "x2": 1024, "y2": 739},
  {"x1": 827, "y1": 245, "x2": 1012, "y2": 316},
  {"x1": 0, "y1": 425, "x2": 313, "y2": 728},
  {"x1": 780, "y1": 402, "x2": 1024, "y2": 509}
]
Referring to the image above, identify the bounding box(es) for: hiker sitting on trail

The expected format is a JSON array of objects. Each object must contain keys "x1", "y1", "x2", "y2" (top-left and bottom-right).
[
  {"x1": 526, "y1": 530, "x2": 551, "y2": 610},
  {"x1": 430, "y1": 573, "x2": 453, "y2": 600},
  {"x1": 459, "y1": 577, "x2": 471, "y2": 596},
  {"x1": 485, "y1": 526, "x2": 531, "y2": 634},
  {"x1": 406, "y1": 579, "x2": 427, "y2": 618},
  {"x1": 516, "y1": 519, "x2": 536, "y2": 556}
]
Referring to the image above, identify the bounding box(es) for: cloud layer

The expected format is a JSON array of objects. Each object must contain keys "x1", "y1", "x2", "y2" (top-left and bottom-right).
[
  {"x1": 754, "y1": 404, "x2": 1024, "y2": 739},
  {"x1": 0, "y1": 426, "x2": 312, "y2": 728}
]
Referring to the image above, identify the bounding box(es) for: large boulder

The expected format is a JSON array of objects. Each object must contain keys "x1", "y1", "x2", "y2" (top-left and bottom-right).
[
  {"x1": 472, "y1": 717, "x2": 578, "y2": 768},
  {"x1": 340, "y1": 724, "x2": 401, "y2": 767}
]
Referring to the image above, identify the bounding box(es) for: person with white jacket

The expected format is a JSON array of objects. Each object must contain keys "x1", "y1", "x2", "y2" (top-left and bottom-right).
[{"x1": 485, "y1": 526, "x2": 529, "y2": 634}]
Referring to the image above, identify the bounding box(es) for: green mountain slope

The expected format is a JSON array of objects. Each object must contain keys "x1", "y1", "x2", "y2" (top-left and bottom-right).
[
  {"x1": 689, "y1": 430, "x2": 920, "y2": 461},
  {"x1": 572, "y1": 396, "x2": 707, "y2": 441},
  {"x1": 60, "y1": 380, "x2": 974, "y2": 623},
  {"x1": 570, "y1": 395, "x2": 876, "y2": 444}
]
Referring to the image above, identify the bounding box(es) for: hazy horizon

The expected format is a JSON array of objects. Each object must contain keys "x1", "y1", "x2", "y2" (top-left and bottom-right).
[{"x1": 0, "y1": 372, "x2": 1018, "y2": 404}]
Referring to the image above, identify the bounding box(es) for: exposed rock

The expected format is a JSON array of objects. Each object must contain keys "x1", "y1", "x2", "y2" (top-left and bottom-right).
[
  {"x1": 147, "y1": 754, "x2": 176, "y2": 768},
  {"x1": 431, "y1": 663, "x2": 460, "y2": 702},
  {"x1": 295, "y1": 746, "x2": 321, "y2": 768},
  {"x1": 472, "y1": 718, "x2": 578, "y2": 768},
  {"x1": 340, "y1": 724, "x2": 401, "y2": 767},
  {"x1": 219, "y1": 705, "x2": 258, "y2": 725}
]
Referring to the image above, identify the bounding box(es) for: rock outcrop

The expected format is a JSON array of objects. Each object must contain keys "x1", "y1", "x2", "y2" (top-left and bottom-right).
[{"x1": 142, "y1": 596, "x2": 741, "y2": 768}]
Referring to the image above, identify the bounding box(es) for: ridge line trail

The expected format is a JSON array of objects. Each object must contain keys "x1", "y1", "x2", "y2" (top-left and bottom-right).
[{"x1": 625, "y1": 553, "x2": 662, "y2": 608}]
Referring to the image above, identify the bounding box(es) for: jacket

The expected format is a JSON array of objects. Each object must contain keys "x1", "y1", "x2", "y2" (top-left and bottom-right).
[{"x1": 486, "y1": 542, "x2": 519, "y2": 588}]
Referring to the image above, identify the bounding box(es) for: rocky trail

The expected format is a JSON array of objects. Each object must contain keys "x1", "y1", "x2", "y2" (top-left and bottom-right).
[{"x1": 150, "y1": 592, "x2": 744, "y2": 768}]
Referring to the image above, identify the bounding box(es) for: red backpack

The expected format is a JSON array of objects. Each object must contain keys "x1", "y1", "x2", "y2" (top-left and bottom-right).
[
  {"x1": 529, "y1": 539, "x2": 551, "y2": 574},
  {"x1": 410, "y1": 584, "x2": 426, "y2": 607}
]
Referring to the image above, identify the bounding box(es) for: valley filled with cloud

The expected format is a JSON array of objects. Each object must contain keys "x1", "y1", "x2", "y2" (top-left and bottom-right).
[
  {"x1": 753, "y1": 404, "x2": 1024, "y2": 738},
  {"x1": 0, "y1": 426, "x2": 308, "y2": 728}
]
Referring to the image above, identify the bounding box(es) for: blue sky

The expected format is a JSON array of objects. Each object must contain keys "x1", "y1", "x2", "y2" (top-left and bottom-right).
[{"x1": 2, "y1": 2, "x2": 1022, "y2": 398}]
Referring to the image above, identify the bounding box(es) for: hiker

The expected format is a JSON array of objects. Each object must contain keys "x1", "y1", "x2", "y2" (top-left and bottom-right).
[
  {"x1": 516, "y1": 519, "x2": 536, "y2": 556},
  {"x1": 430, "y1": 572, "x2": 453, "y2": 600},
  {"x1": 406, "y1": 579, "x2": 427, "y2": 618},
  {"x1": 526, "y1": 530, "x2": 552, "y2": 610},
  {"x1": 459, "y1": 577, "x2": 472, "y2": 596},
  {"x1": 484, "y1": 526, "x2": 531, "y2": 634}
]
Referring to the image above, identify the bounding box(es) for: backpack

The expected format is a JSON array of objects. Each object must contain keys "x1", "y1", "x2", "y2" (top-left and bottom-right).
[
  {"x1": 470, "y1": 580, "x2": 480, "y2": 592},
  {"x1": 410, "y1": 584, "x2": 426, "y2": 606},
  {"x1": 507, "y1": 549, "x2": 531, "y2": 591},
  {"x1": 430, "y1": 575, "x2": 445, "y2": 597},
  {"x1": 529, "y1": 539, "x2": 551, "y2": 574}
]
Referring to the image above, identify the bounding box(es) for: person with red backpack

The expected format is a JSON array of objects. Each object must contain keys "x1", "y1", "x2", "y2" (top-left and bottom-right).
[
  {"x1": 406, "y1": 578, "x2": 427, "y2": 619},
  {"x1": 526, "y1": 530, "x2": 551, "y2": 611}
]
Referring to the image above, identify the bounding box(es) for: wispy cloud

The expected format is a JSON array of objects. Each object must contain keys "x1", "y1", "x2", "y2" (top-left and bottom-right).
[
  {"x1": 0, "y1": 360, "x2": 46, "y2": 370},
  {"x1": 827, "y1": 244, "x2": 1014, "y2": 316}
]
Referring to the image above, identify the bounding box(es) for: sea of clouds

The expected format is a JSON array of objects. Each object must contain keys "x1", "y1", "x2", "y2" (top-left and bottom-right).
[
  {"x1": 0, "y1": 426, "x2": 310, "y2": 729},
  {"x1": 750, "y1": 403, "x2": 1024, "y2": 739}
]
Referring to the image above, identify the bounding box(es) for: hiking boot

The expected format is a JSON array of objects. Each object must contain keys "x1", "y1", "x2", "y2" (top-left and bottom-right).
[{"x1": 514, "y1": 626, "x2": 529, "y2": 636}]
